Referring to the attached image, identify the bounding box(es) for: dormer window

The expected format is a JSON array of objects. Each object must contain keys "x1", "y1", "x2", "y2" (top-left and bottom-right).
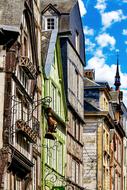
[
  {"x1": 47, "y1": 18, "x2": 55, "y2": 29},
  {"x1": 44, "y1": 16, "x2": 58, "y2": 30}
]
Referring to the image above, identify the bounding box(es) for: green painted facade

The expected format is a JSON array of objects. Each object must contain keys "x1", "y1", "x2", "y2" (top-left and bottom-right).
[{"x1": 41, "y1": 36, "x2": 67, "y2": 190}]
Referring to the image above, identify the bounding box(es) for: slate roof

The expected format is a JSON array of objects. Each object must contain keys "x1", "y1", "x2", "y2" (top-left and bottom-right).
[
  {"x1": 41, "y1": 0, "x2": 77, "y2": 14},
  {"x1": 0, "y1": 0, "x2": 24, "y2": 31},
  {"x1": 84, "y1": 78, "x2": 111, "y2": 92},
  {"x1": 42, "y1": 29, "x2": 58, "y2": 78},
  {"x1": 84, "y1": 77, "x2": 100, "y2": 87},
  {"x1": 41, "y1": 31, "x2": 52, "y2": 65},
  {"x1": 84, "y1": 99, "x2": 101, "y2": 112}
]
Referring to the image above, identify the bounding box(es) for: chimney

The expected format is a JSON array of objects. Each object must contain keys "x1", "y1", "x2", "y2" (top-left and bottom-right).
[{"x1": 84, "y1": 69, "x2": 95, "y2": 81}]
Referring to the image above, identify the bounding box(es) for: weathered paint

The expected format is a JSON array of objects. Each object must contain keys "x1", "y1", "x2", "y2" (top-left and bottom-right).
[{"x1": 42, "y1": 36, "x2": 67, "y2": 190}]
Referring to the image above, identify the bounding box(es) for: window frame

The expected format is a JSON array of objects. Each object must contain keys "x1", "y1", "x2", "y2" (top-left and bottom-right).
[
  {"x1": 45, "y1": 16, "x2": 58, "y2": 31},
  {"x1": 33, "y1": 157, "x2": 37, "y2": 190},
  {"x1": 72, "y1": 159, "x2": 80, "y2": 184}
]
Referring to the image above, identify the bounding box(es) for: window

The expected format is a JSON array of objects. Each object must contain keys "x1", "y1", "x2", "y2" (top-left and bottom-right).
[
  {"x1": 15, "y1": 177, "x2": 22, "y2": 190},
  {"x1": 76, "y1": 69, "x2": 79, "y2": 98},
  {"x1": 23, "y1": 36, "x2": 28, "y2": 56},
  {"x1": 52, "y1": 141, "x2": 57, "y2": 170},
  {"x1": 16, "y1": 133, "x2": 30, "y2": 159},
  {"x1": 57, "y1": 92, "x2": 61, "y2": 116},
  {"x1": 73, "y1": 118, "x2": 76, "y2": 138},
  {"x1": 72, "y1": 117, "x2": 80, "y2": 141},
  {"x1": 72, "y1": 159, "x2": 80, "y2": 184},
  {"x1": 15, "y1": 96, "x2": 31, "y2": 125},
  {"x1": 58, "y1": 142, "x2": 63, "y2": 174},
  {"x1": 45, "y1": 17, "x2": 58, "y2": 30},
  {"x1": 19, "y1": 68, "x2": 29, "y2": 91},
  {"x1": 76, "y1": 121, "x2": 80, "y2": 141},
  {"x1": 46, "y1": 139, "x2": 50, "y2": 165},
  {"x1": 33, "y1": 158, "x2": 37, "y2": 190},
  {"x1": 47, "y1": 18, "x2": 55, "y2": 29}
]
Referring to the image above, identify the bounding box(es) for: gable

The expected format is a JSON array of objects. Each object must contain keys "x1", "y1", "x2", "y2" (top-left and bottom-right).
[
  {"x1": 41, "y1": 0, "x2": 77, "y2": 14},
  {"x1": 42, "y1": 4, "x2": 60, "y2": 16}
]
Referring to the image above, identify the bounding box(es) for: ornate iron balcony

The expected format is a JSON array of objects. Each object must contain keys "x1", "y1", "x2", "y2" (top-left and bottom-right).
[{"x1": 16, "y1": 119, "x2": 37, "y2": 143}]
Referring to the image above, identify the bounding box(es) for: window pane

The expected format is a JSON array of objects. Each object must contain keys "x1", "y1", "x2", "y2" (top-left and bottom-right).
[
  {"x1": 72, "y1": 160, "x2": 75, "y2": 182},
  {"x1": 58, "y1": 142, "x2": 63, "y2": 174},
  {"x1": 57, "y1": 92, "x2": 61, "y2": 115},
  {"x1": 76, "y1": 163, "x2": 79, "y2": 184},
  {"x1": 47, "y1": 18, "x2": 55, "y2": 30},
  {"x1": 52, "y1": 141, "x2": 57, "y2": 170},
  {"x1": 33, "y1": 158, "x2": 37, "y2": 190}
]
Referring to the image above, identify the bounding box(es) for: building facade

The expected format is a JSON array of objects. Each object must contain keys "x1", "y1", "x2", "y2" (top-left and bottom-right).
[
  {"x1": 41, "y1": 29, "x2": 67, "y2": 190},
  {"x1": 121, "y1": 103, "x2": 127, "y2": 190},
  {"x1": 83, "y1": 72, "x2": 113, "y2": 190},
  {"x1": 41, "y1": 1, "x2": 85, "y2": 189},
  {"x1": 83, "y1": 68, "x2": 126, "y2": 190},
  {"x1": 109, "y1": 58, "x2": 125, "y2": 190},
  {"x1": 109, "y1": 91, "x2": 125, "y2": 190},
  {"x1": 0, "y1": 0, "x2": 41, "y2": 189}
]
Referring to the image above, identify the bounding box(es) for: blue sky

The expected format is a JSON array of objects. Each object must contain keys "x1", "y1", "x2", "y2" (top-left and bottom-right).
[{"x1": 78, "y1": 0, "x2": 127, "y2": 105}]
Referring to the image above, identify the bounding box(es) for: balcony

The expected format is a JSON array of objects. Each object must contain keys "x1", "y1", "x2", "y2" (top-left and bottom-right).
[
  {"x1": 16, "y1": 119, "x2": 37, "y2": 143},
  {"x1": 8, "y1": 145, "x2": 33, "y2": 178},
  {"x1": 18, "y1": 56, "x2": 36, "y2": 79}
]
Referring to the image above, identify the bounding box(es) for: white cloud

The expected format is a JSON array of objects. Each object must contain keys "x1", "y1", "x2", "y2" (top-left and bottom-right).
[
  {"x1": 87, "y1": 56, "x2": 127, "y2": 88},
  {"x1": 84, "y1": 26, "x2": 94, "y2": 36},
  {"x1": 85, "y1": 38, "x2": 96, "y2": 53},
  {"x1": 78, "y1": 0, "x2": 87, "y2": 17},
  {"x1": 95, "y1": 0, "x2": 107, "y2": 13},
  {"x1": 86, "y1": 56, "x2": 115, "y2": 86},
  {"x1": 94, "y1": 49, "x2": 104, "y2": 58},
  {"x1": 86, "y1": 56, "x2": 127, "y2": 89},
  {"x1": 86, "y1": 50, "x2": 127, "y2": 106},
  {"x1": 122, "y1": 29, "x2": 127, "y2": 35},
  {"x1": 102, "y1": 10, "x2": 127, "y2": 29},
  {"x1": 96, "y1": 33, "x2": 116, "y2": 49}
]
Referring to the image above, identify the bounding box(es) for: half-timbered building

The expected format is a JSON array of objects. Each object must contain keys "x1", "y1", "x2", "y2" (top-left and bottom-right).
[
  {"x1": 41, "y1": 1, "x2": 85, "y2": 189},
  {"x1": 0, "y1": 0, "x2": 41, "y2": 189}
]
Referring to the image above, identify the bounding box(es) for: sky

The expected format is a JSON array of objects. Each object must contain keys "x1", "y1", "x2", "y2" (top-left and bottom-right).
[{"x1": 78, "y1": 0, "x2": 127, "y2": 105}]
